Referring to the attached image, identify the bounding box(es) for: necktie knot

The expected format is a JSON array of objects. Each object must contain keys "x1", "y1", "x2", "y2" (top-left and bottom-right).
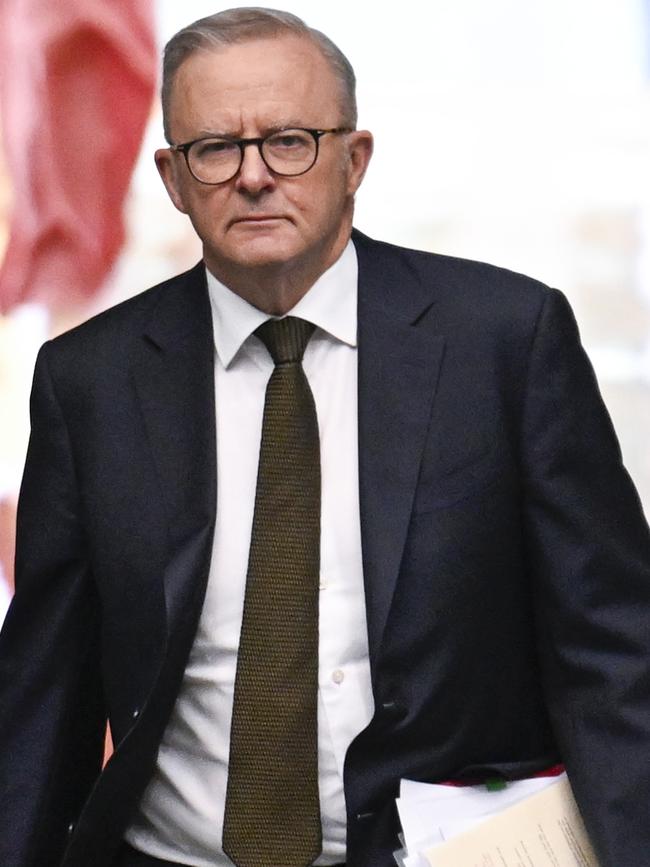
[{"x1": 256, "y1": 316, "x2": 315, "y2": 365}]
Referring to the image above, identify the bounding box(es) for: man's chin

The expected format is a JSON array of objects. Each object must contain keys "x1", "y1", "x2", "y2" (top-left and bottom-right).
[{"x1": 219, "y1": 232, "x2": 303, "y2": 270}]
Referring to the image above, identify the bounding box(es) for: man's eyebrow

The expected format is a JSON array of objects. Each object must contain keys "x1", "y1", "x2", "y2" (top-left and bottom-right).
[
  {"x1": 192, "y1": 121, "x2": 310, "y2": 139},
  {"x1": 193, "y1": 128, "x2": 230, "y2": 138},
  {"x1": 267, "y1": 120, "x2": 308, "y2": 131}
]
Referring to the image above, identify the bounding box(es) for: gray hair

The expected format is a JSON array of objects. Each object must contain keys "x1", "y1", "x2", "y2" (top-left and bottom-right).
[{"x1": 161, "y1": 7, "x2": 358, "y2": 142}]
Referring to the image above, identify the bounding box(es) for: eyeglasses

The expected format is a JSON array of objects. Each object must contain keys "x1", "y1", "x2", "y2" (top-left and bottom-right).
[{"x1": 169, "y1": 127, "x2": 351, "y2": 185}]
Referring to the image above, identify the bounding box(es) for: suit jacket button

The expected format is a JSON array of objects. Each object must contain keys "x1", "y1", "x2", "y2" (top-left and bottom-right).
[
  {"x1": 380, "y1": 699, "x2": 405, "y2": 719},
  {"x1": 67, "y1": 822, "x2": 75, "y2": 834},
  {"x1": 132, "y1": 708, "x2": 140, "y2": 719}
]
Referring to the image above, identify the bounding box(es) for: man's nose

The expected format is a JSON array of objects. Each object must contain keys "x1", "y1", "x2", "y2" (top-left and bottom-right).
[{"x1": 235, "y1": 143, "x2": 276, "y2": 194}]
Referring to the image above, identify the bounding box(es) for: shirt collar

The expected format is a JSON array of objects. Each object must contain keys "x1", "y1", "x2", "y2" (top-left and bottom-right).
[{"x1": 205, "y1": 239, "x2": 358, "y2": 368}]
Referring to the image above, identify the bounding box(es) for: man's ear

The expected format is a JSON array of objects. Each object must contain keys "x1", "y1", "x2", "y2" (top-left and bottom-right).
[
  {"x1": 345, "y1": 130, "x2": 374, "y2": 196},
  {"x1": 154, "y1": 148, "x2": 189, "y2": 214}
]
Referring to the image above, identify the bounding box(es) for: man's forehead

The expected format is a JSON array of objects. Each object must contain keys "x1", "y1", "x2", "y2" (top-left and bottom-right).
[{"x1": 168, "y1": 36, "x2": 341, "y2": 133}]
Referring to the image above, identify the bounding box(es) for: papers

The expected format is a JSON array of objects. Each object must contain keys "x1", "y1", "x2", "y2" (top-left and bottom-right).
[{"x1": 395, "y1": 771, "x2": 600, "y2": 867}]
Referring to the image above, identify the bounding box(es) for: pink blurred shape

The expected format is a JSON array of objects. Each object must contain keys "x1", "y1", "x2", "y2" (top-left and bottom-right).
[{"x1": 0, "y1": 0, "x2": 156, "y2": 313}]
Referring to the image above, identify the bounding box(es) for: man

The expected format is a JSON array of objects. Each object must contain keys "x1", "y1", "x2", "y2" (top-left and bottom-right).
[{"x1": 1, "y1": 7, "x2": 650, "y2": 867}]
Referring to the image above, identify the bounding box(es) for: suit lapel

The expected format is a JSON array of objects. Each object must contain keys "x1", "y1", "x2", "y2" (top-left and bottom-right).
[
  {"x1": 355, "y1": 231, "x2": 445, "y2": 668},
  {"x1": 132, "y1": 263, "x2": 217, "y2": 636}
]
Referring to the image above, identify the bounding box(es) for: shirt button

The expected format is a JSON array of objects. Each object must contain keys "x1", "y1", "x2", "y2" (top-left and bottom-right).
[{"x1": 332, "y1": 669, "x2": 345, "y2": 684}]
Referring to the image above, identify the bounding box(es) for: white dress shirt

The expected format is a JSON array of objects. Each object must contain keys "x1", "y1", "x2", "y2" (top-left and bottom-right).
[{"x1": 126, "y1": 240, "x2": 374, "y2": 866}]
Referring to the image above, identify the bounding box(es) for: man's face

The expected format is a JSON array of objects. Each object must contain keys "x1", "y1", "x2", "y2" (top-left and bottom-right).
[{"x1": 155, "y1": 35, "x2": 373, "y2": 289}]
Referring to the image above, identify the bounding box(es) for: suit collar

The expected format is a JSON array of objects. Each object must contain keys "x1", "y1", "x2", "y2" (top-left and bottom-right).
[
  {"x1": 353, "y1": 227, "x2": 440, "y2": 324},
  {"x1": 142, "y1": 261, "x2": 210, "y2": 351}
]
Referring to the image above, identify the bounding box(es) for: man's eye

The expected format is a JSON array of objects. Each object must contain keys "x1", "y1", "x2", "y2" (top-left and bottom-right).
[
  {"x1": 195, "y1": 139, "x2": 238, "y2": 158},
  {"x1": 270, "y1": 134, "x2": 307, "y2": 149}
]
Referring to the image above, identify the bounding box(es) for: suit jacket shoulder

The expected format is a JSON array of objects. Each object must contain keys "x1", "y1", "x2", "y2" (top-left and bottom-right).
[
  {"x1": 44, "y1": 262, "x2": 208, "y2": 369},
  {"x1": 36, "y1": 261, "x2": 211, "y2": 415},
  {"x1": 351, "y1": 228, "x2": 574, "y2": 372},
  {"x1": 352, "y1": 228, "x2": 559, "y2": 327}
]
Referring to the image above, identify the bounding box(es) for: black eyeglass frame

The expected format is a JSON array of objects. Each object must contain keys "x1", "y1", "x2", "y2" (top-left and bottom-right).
[{"x1": 169, "y1": 127, "x2": 352, "y2": 185}]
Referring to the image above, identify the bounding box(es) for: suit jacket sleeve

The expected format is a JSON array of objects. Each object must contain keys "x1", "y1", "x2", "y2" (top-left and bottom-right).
[
  {"x1": 0, "y1": 343, "x2": 106, "y2": 867},
  {"x1": 521, "y1": 287, "x2": 650, "y2": 866}
]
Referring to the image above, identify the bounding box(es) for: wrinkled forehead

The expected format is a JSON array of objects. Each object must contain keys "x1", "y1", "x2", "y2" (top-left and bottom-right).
[{"x1": 167, "y1": 35, "x2": 343, "y2": 137}]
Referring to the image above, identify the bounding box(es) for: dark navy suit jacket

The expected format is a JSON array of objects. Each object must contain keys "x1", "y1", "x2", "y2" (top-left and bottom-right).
[{"x1": 1, "y1": 230, "x2": 650, "y2": 867}]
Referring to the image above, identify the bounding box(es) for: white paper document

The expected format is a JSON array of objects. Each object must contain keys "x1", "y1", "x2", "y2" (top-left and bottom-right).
[{"x1": 396, "y1": 771, "x2": 600, "y2": 867}]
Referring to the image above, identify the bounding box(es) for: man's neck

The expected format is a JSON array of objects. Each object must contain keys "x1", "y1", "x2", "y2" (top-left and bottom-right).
[{"x1": 204, "y1": 227, "x2": 352, "y2": 316}]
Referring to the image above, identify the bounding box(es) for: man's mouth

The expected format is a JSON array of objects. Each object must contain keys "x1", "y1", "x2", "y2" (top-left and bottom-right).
[{"x1": 233, "y1": 215, "x2": 285, "y2": 223}]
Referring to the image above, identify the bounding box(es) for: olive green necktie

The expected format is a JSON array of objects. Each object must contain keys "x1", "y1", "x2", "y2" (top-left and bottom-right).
[{"x1": 222, "y1": 316, "x2": 322, "y2": 867}]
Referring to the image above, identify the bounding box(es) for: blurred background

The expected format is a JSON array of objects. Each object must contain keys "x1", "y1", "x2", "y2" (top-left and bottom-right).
[{"x1": 1, "y1": 0, "x2": 649, "y2": 621}]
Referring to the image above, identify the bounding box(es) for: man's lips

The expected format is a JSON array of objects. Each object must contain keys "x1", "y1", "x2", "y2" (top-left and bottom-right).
[{"x1": 231, "y1": 215, "x2": 287, "y2": 224}]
